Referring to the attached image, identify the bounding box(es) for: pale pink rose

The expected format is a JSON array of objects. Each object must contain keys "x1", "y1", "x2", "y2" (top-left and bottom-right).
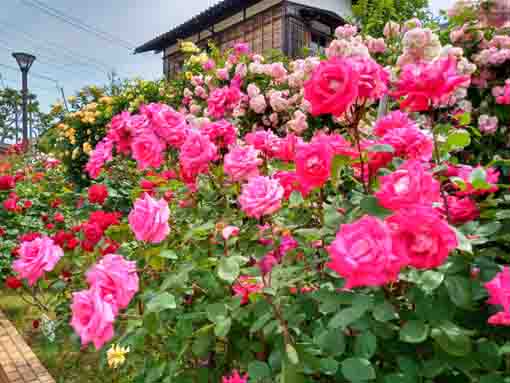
[
  {"x1": 128, "y1": 193, "x2": 170, "y2": 244},
  {"x1": 235, "y1": 63, "x2": 247, "y2": 78},
  {"x1": 295, "y1": 141, "x2": 332, "y2": 191},
  {"x1": 247, "y1": 83, "x2": 260, "y2": 98},
  {"x1": 287, "y1": 110, "x2": 309, "y2": 134},
  {"x1": 224, "y1": 145, "x2": 262, "y2": 182},
  {"x1": 86, "y1": 254, "x2": 139, "y2": 309},
  {"x1": 387, "y1": 206, "x2": 457, "y2": 269},
  {"x1": 485, "y1": 267, "x2": 510, "y2": 315},
  {"x1": 327, "y1": 215, "x2": 407, "y2": 289},
  {"x1": 70, "y1": 287, "x2": 118, "y2": 350},
  {"x1": 85, "y1": 139, "x2": 113, "y2": 179},
  {"x1": 269, "y1": 91, "x2": 289, "y2": 112},
  {"x1": 216, "y1": 68, "x2": 229, "y2": 80},
  {"x1": 222, "y1": 226, "x2": 240, "y2": 240},
  {"x1": 179, "y1": 130, "x2": 218, "y2": 176},
  {"x1": 374, "y1": 111, "x2": 416, "y2": 136},
  {"x1": 478, "y1": 114, "x2": 499, "y2": 134},
  {"x1": 249, "y1": 94, "x2": 267, "y2": 114},
  {"x1": 366, "y1": 37, "x2": 387, "y2": 53},
  {"x1": 131, "y1": 130, "x2": 165, "y2": 171},
  {"x1": 13, "y1": 236, "x2": 64, "y2": 286},
  {"x1": 383, "y1": 21, "x2": 400, "y2": 38},
  {"x1": 201, "y1": 120, "x2": 237, "y2": 148},
  {"x1": 376, "y1": 160, "x2": 441, "y2": 211},
  {"x1": 335, "y1": 24, "x2": 358, "y2": 39},
  {"x1": 304, "y1": 57, "x2": 360, "y2": 117},
  {"x1": 270, "y1": 63, "x2": 288, "y2": 80},
  {"x1": 239, "y1": 176, "x2": 284, "y2": 218}
]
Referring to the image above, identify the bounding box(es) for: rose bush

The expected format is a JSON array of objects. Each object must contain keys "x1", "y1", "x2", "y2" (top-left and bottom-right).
[{"x1": 3, "y1": 3, "x2": 510, "y2": 382}]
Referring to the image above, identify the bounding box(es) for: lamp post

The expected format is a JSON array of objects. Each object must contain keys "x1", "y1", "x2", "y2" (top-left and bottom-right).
[{"x1": 12, "y1": 52, "x2": 36, "y2": 143}]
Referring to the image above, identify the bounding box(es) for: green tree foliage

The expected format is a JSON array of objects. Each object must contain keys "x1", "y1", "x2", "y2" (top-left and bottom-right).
[{"x1": 352, "y1": 0, "x2": 435, "y2": 37}]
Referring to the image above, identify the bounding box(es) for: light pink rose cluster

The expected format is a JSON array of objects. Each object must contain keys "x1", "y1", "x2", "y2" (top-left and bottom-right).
[
  {"x1": 485, "y1": 267, "x2": 510, "y2": 326},
  {"x1": 478, "y1": 114, "x2": 499, "y2": 134},
  {"x1": 224, "y1": 145, "x2": 262, "y2": 182},
  {"x1": 12, "y1": 236, "x2": 64, "y2": 286},
  {"x1": 128, "y1": 193, "x2": 170, "y2": 243},
  {"x1": 239, "y1": 176, "x2": 284, "y2": 218},
  {"x1": 398, "y1": 27, "x2": 441, "y2": 66},
  {"x1": 493, "y1": 79, "x2": 510, "y2": 105},
  {"x1": 392, "y1": 57, "x2": 470, "y2": 112},
  {"x1": 71, "y1": 254, "x2": 139, "y2": 349}
]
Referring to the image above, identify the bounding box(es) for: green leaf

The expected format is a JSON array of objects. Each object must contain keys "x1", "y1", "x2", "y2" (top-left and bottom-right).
[
  {"x1": 286, "y1": 343, "x2": 300, "y2": 365},
  {"x1": 453, "y1": 228, "x2": 473, "y2": 254},
  {"x1": 214, "y1": 316, "x2": 231, "y2": 337},
  {"x1": 354, "y1": 331, "x2": 377, "y2": 359},
  {"x1": 446, "y1": 129, "x2": 471, "y2": 150},
  {"x1": 159, "y1": 249, "x2": 178, "y2": 259},
  {"x1": 476, "y1": 340, "x2": 502, "y2": 371},
  {"x1": 248, "y1": 361, "x2": 271, "y2": 381},
  {"x1": 146, "y1": 292, "x2": 176, "y2": 313},
  {"x1": 289, "y1": 191, "x2": 304, "y2": 208},
  {"x1": 368, "y1": 144, "x2": 395, "y2": 153},
  {"x1": 206, "y1": 303, "x2": 228, "y2": 323},
  {"x1": 469, "y1": 167, "x2": 492, "y2": 191},
  {"x1": 384, "y1": 373, "x2": 415, "y2": 383},
  {"x1": 399, "y1": 320, "x2": 429, "y2": 344},
  {"x1": 373, "y1": 301, "x2": 397, "y2": 322},
  {"x1": 341, "y1": 358, "x2": 376, "y2": 381},
  {"x1": 329, "y1": 296, "x2": 372, "y2": 329},
  {"x1": 431, "y1": 321, "x2": 472, "y2": 357},
  {"x1": 319, "y1": 358, "x2": 339, "y2": 375},
  {"x1": 281, "y1": 355, "x2": 305, "y2": 383},
  {"x1": 331, "y1": 154, "x2": 352, "y2": 188},
  {"x1": 445, "y1": 276, "x2": 472, "y2": 309},
  {"x1": 315, "y1": 328, "x2": 346, "y2": 356},
  {"x1": 360, "y1": 196, "x2": 392, "y2": 218},
  {"x1": 146, "y1": 363, "x2": 167, "y2": 383},
  {"x1": 475, "y1": 222, "x2": 502, "y2": 237},
  {"x1": 218, "y1": 257, "x2": 240, "y2": 283}
]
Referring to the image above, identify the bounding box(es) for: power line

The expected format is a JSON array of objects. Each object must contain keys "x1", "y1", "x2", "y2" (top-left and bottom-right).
[
  {"x1": 0, "y1": 62, "x2": 59, "y2": 84},
  {"x1": 19, "y1": 0, "x2": 136, "y2": 50},
  {"x1": 0, "y1": 20, "x2": 113, "y2": 73}
]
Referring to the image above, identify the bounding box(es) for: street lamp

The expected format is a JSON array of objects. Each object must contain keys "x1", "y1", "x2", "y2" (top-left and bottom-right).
[{"x1": 12, "y1": 52, "x2": 36, "y2": 143}]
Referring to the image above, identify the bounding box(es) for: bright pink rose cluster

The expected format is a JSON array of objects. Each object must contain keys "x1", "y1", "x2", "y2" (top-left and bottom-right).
[
  {"x1": 485, "y1": 267, "x2": 510, "y2": 326},
  {"x1": 12, "y1": 236, "x2": 64, "y2": 286},
  {"x1": 207, "y1": 86, "x2": 243, "y2": 119},
  {"x1": 71, "y1": 254, "x2": 139, "y2": 349}
]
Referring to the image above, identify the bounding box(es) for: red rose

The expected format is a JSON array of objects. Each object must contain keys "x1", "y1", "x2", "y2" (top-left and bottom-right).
[
  {"x1": 66, "y1": 237, "x2": 80, "y2": 250},
  {"x1": 88, "y1": 184, "x2": 109, "y2": 205},
  {"x1": 0, "y1": 227, "x2": 5, "y2": 237},
  {"x1": 50, "y1": 198, "x2": 62, "y2": 208},
  {"x1": 5, "y1": 276, "x2": 23, "y2": 289},
  {"x1": 0, "y1": 175, "x2": 15, "y2": 190},
  {"x1": 54, "y1": 212, "x2": 65, "y2": 223},
  {"x1": 3, "y1": 198, "x2": 18, "y2": 212},
  {"x1": 46, "y1": 223, "x2": 55, "y2": 230},
  {"x1": 32, "y1": 320, "x2": 40, "y2": 329},
  {"x1": 82, "y1": 222, "x2": 103, "y2": 245},
  {"x1": 23, "y1": 200, "x2": 33, "y2": 209}
]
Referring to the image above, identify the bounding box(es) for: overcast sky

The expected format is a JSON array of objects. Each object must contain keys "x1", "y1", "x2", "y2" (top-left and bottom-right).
[{"x1": 1, "y1": 0, "x2": 453, "y2": 112}]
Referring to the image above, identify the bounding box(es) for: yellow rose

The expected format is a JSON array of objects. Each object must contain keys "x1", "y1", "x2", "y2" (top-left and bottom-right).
[
  {"x1": 180, "y1": 41, "x2": 200, "y2": 54},
  {"x1": 83, "y1": 142, "x2": 92, "y2": 155}
]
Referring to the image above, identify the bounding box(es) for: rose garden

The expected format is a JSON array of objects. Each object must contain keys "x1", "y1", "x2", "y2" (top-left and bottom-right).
[{"x1": 1, "y1": 0, "x2": 510, "y2": 382}]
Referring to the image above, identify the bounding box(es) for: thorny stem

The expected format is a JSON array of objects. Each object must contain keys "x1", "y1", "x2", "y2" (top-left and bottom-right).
[{"x1": 350, "y1": 103, "x2": 369, "y2": 193}]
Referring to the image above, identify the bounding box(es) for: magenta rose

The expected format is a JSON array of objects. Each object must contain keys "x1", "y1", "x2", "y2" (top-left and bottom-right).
[
  {"x1": 128, "y1": 193, "x2": 170, "y2": 244},
  {"x1": 239, "y1": 176, "x2": 284, "y2": 218},
  {"x1": 85, "y1": 139, "x2": 113, "y2": 179},
  {"x1": 295, "y1": 141, "x2": 333, "y2": 192},
  {"x1": 381, "y1": 127, "x2": 433, "y2": 162},
  {"x1": 13, "y1": 236, "x2": 64, "y2": 286},
  {"x1": 352, "y1": 57, "x2": 389, "y2": 100},
  {"x1": 273, "y1": 170, "x2": 310, "y2": 199},
  {"x1": 142, "y1": 103, "x2": 189, "y2": 148},
  {"x1": 304, "y1": 57, "x2": 360, "y2": 117},
  {"x1": 70, "y1": 287, "x2": 118, "y2": 350},
  {"x1": 86, "y1": 254, "x2": 139, "y2": 309},
  {"x1": 374, "y1": 111, "x2": 416, "y2": 136},
  {"x1": 439, "y1": 196, "x2": 479, "y2": 224},
  {"x1": 387, "y1": 206, "x2": 458, "y2": 269},
  {"x1": 107, "y1": 111, "x2": 133, "y2": 155},
  {"x1": 327, "y1": 215, "x2": 407, "y2": 289},
  {"x1": 224, "y1": 145, "x2": 262, "y2": 182},
  {"x1": 179, "y1": 130, "x2": 218, "y2": 177},
  {"x1": 201, "y1": 120, "x2": 237, "y2": 148},
  {"x1": 376, "y1": 160, "x2": 441, "y2": 211},
  {"x1": 131, "y1": 130, "x2": 165, "y2": 171}
]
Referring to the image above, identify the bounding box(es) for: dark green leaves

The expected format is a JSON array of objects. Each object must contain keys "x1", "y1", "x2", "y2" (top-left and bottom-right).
[
  {"x1": 341, "y1": 358, "x2": 376, "y2": 381},
  {"x1": 146, "y1": 292, "x2": 176, "y2": 313},
  {"x1": 248, "y1": 361, "x2": 271, "y2": 381},
  {"x1": 431, "y1": 322, "x2": 472, "y2": 356},
  {"x1": 360, "y1": 196, "x2": 392, "y2": 219},
  {"x1": 399, "y1": 320, "x2": 429, "y2": 344}
]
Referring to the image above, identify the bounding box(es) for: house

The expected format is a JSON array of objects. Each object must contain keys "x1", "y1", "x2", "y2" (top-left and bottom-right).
[{"x1": 134, "y1": 0, "x2": 353, "y2": 77}]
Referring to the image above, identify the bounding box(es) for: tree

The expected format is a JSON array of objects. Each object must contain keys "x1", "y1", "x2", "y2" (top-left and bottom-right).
[{"x1": 352, "y1": 0, "x2": 435, "y2": 37}]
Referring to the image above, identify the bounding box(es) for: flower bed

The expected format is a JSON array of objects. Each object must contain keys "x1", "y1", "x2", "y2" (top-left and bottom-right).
[{"x1": 2, "y1": 1, "x2": 510, "y2": 382}]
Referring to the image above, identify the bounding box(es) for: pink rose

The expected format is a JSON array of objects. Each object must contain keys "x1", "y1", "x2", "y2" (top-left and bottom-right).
[
  {"x1": 107, "y1": 111, "x2": 133, "y2": 155},
  {"x1": 232, "y1": 276, "x2": 263, "y2": 305},
  {"x1": 304, "y1": 57, "x2": 360, "y2": 117},
  {"x1": 485, "y1": 267, "x2": 510, "y2": 310},
  {"x1": 245, "y1": 130, "x2": 278, "y2": 155},
  {"x1": 381, "y1": 127, "x2": 433, "y2": 162},
  {"x1": 374, "y1": 111, "x2": 416, "y2": 136},
  {"x1": 448, "y1": 164, "x2": 500, "y2": 196},
  {"x1": 128, "y1": 193, "x2": 170, "y2": 243},
  {"x1": 249, "y1": 95, "x2": 267, "y2": 114},
  {"x1": 439, "y1": 196, "x2": 479, "y2": 224},
  {"x1": 70, "y1": 288, "x2": 118, "y2": 350},
  {"x1": 239, "y1": 176, "x2": 284, "y2": 218},
  {"x1": 327, "y1": 215, "x2": 407, "y2": 289},
  {"x1": 223, "y1": 370, "x2": 248, "y2": 383},
  {"x1": 295, "y1": 141, "x2": 332, "y2": 191},
  {"x1": 207, "y1": 86, "x2": 242, "y2": 119},
  {"x1": 142, "y1": 103, "x2": 189, "y2": 148},
  {"x1": 179, "y1": 130, "x2": 218, "y2": 177},
  {"x1": 478, "y1": 115, "x2": 498, "y2": 134},
  {"x1": 387, "y1": 206, "x2": 458, "y2": 269},
  {"x1": 85, "y1": 139, "x2": 113, "y2": 179},
  {"x1": 222, "y1": 226, "x2": 240, "y2": 240},
  {"x1": 353, "y1": 57, "x2": 389, "y2": 100},
  {"x1": 376, "y1": 160, "x2": 441, "y2": 211},
  {"x1": 273, "y1": 170, "x2": 309, "y2": 199},
  {"x1": 131, "y1": 130, "x2": 165, "y2": 171},
  {"x1": 392, "y1": 57, "x2": 470, "y2": 112},
  {"x1": 267, "y1": 133, "x2": 301, "y2": 162},
  {"x1": 201, "y1": 120, "x2": 237, "y2": 148},
  {"x1": 224, "y1": 145, "x2": 262, "y2": 182},
  {"x1": 13, "y1": 236, "x2": 64, "y2": 286},
  {"x1": 86, "y1": 254, "x2": 139, "y2": 309}
]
